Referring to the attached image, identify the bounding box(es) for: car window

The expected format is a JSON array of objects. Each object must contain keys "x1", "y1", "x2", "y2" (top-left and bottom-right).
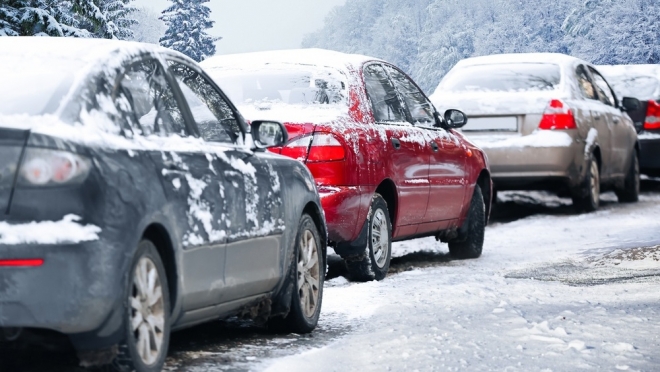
[
  {"x1": 363, "y1": 63, "x2": 407, "y2": 123},
  {"x1": 440, "y1": 63, "x2": 561, "y2": 92},
  {"x1": 168, "y1": 61, "x2": 241, "y2": 144},
  {"x1": 384, "y1": 65, "x2": 435, "y2": 127},
  {"x1": 117, "y1": 59, "x2": 187, "y2": 137},
  {"x1": 589, "y1": 68, "x2": 617, "y2": 107},
  {"x1": 576, "y1": 65, "x2": 598, "y2": 100}
]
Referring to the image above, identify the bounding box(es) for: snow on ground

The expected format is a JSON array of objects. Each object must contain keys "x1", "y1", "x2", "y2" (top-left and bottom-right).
[{"x1": 261, "y1": 191, "x2": 660, "y2": 372}]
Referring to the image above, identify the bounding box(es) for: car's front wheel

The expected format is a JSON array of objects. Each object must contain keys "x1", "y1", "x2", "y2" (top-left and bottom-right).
[
  {"x1": 114, "y1": 240, "x2": 170, "y2": 372},
  {"x1": 346, "y1": 194, "x2": 392, "y2": 282},
  {"x1": 448, "y1": 184, "x2": 485, "y2": 259}
]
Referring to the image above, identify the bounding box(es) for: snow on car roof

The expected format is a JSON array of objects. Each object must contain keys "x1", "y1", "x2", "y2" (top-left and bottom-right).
[
  {"x1": 201, "y1": 48, "x2": 380, "y2": 72},
  {"x1": 456, "y1": 53, "x2": 587, "y2": 68}
]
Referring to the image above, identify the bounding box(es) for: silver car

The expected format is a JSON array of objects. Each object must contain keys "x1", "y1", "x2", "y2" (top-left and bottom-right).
[{"x1": 430, "y1": 53, "x2": 641, "y2": 211}]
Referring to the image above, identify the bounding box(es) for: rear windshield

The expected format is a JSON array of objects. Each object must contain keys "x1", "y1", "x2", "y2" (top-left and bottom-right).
[
  {"x1": 0, "y1": 56, "x2": 82, "y2": 116},
  {"x1": 440, "y1": 63, "x2": 561, "y2": 93},
  {"x1": 207, "y1": 64, "x2": 348, "y2": 107},
  {"x1": 605, "y1": 75, "x2": 660, "y2": 101}
]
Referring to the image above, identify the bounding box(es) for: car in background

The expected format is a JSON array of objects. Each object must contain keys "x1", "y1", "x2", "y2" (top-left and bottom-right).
[
  {"x1": 430, "y1": 53, "x2": 641, "y2": 212},
  {"x1": 201, "y1": 49, "x2": 492, "y2": 282},
  {"x1": 0, "y1": 37, "x2": 326, "y2": 372},
  {"x1": 598, "y1": 64, "x2": 660, "y2": 177}
]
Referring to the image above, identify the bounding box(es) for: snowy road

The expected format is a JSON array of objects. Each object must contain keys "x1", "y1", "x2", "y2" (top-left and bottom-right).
[{"x1": 3, "y1": 181, "x2": 660, "y2": 372}]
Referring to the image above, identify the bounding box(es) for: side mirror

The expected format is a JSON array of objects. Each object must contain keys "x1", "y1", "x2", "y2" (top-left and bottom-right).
[
  {"x1": 621, "y1": 97, "x2": 641, "y2": 112},
  {"x1": 251, "y1": 120, "x2": 288, "y2": 149},
  {"x1": 444, "y1": 109, "x2": 468, "y2": 129}
]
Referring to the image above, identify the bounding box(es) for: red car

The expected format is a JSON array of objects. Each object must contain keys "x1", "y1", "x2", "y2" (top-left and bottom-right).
[{"x1": 201, "y1": 50, "x2": 491, "y2": 281}]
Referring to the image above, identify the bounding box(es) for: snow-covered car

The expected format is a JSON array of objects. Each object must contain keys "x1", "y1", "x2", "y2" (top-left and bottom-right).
[
  {"x1": 598, "y1": 65, "x2": 660, "y2": 177},
  {"x1": 430, "y1": 53, "x2": 641, "y2": 212},
  {"x1": 201, "y1": 49, "x2": 492, "y2": 282},
  {"x1": 0, "y1": 37, "x2": 327, "y2": 372}
]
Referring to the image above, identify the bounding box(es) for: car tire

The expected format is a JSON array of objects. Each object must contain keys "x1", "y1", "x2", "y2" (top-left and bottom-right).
[
  {"x1": 274, "y1": 214, "x2": 324, "y2": 334},
  {"x1": 346, "y1": 194, "x2": 392, "y2": 282},
  {"x1": 448, "y1": 184, "x2": 485, "y2": 259},
  {"x1": 114, "y1": 240, "x2": 170, "y2": 372},
  {"x1": 572, "y1": 153, "x2": 600, "y2": 212},
  {"x1": 616, "y1": 151, "x2": 640, "y2": 203}
]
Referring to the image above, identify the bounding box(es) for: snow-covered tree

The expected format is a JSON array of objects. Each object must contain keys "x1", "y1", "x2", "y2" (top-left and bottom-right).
[
  {"x1": 0, "y1": 0, "x2": 91, "y2": 37},
  {"x1": 129, "y1": 6, "x2": 165, "y2": 44},
  {"x1": 159, "y1": 0, "x2": 219, "y2": 62},
  {"x1": 73, "y1": 0, "x2": 136, "y2": 40}
]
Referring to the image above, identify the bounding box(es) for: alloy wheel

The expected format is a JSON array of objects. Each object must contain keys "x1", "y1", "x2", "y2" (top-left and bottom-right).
[
  {"x1": 130, "y1": 256, "x2": 165, "y2": 366},
  {"x1": 371, "y1": 208, "x2": 389, "y2": 269},
  {"x1": 297, "y1": 229, "x2": 320, "y2": 319}
]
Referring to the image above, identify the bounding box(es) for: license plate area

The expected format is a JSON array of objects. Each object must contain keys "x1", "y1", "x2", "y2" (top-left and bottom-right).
[{"x1": 463, "y1": 116, "x2": 518, "y2": 132}]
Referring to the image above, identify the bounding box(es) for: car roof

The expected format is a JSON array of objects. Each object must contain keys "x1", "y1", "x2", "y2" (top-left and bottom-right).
[
  {"x1": 455, "y1": 53, "x2": 588, "y2": 69},
  {"x1": 201, "y1": 48, "x2": 381, "y2": 72}
]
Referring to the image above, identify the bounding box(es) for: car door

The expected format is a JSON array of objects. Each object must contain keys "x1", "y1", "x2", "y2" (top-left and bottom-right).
[
  {"x1": 575, "y1": 65, "x2": 614, "y2": 179},
  {"x1": 167, "y1": 59, "x2": 285, "y2": 302},
  {"x1": 589, "y1": 67, "x2": 632, "y2": 178},
  {"x1": 363, "y1": 63, "x2": 429, "y2": 233},
  {"x1": 115, "y1": 58, "x2": 228, "y2": 312},
  {"x1": 384, "y1": 65, "x2": 467, "y2": 229}
]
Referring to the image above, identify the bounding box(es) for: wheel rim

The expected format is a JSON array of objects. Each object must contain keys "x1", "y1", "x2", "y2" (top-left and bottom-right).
[
  {"x1": 298, "y1": 229, "x2": 320, "y2": 319},
  {"x1": 371, "y1": 208, "x2": 389, "y2": 269},
  {"x1": 590, "y1": 161, "x2": 600, "y2": 206},
  {"x1": 130, "y1": 256, "x2": 165, "y2": 366}
]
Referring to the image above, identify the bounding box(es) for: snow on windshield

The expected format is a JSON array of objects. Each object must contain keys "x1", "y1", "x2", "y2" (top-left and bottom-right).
[
  {"x1": 440, "y1": 63, "x2": 561, "y2": 93},
  {"x1": 207, "y1": 64, "x2": 349, "y2": 124}
]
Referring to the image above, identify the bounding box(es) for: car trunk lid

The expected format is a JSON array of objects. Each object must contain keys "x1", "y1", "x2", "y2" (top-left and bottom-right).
[{"x1": 0, "y1": 127, "x2": 30, "y2": 214}]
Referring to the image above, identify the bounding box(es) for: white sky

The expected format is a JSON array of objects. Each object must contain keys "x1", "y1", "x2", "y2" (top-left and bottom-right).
[{"x1": 133, "y1": 0, "x2": 346, "y2": 55}]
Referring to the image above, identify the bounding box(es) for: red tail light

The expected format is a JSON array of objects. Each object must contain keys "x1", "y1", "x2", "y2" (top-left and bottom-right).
[
  {"x1": 281, "y1": 135, "x2": 313, "y2": 161},
  {"x1": 307, "y1": 134, "x2": 346, "y2": 162},
  {"x1": 539, "y1": 99, "x2": 577, "y2": 130},
  {"x1": 0, "y1": 259, "x2": 44, "y2": 267},
  {"x1": 644, "y1": 100, "x2": 660, "y2": 130}
]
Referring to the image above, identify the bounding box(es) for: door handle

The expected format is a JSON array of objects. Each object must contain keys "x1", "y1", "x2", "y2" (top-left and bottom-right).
[
  {"x1": 430, "y1": 141, "x2": 439, "y2": 152},
  {"x1": 593, "y1": 114, "x2": 602, "y2": 120},
  {"x1": 391, "y1": 138, "x2": 401, "y2": 150},
  {"x1": 613, "y1": 117, "x2": 620, "y2": 124}
]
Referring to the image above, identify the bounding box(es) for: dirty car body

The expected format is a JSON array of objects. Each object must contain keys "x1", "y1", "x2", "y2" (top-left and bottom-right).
[
  {"x1": 202, "y1": 49, "x2": 491, "y2": 278},
  {"x1": 0, "y1": 37, "x2": 325, "y2": 364},
  {"x1": 431, "y1": 53, "x2": 640, "y2": 209}
]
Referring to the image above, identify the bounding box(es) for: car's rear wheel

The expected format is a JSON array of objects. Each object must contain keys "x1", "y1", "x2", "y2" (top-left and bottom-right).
[
  {"x1": 616, "y1": 151, "x2": 640, "y2": 203},
  {"x1": 114, "y1": 240, "x2": 170, "y2": 372},
  {"x1": 346, "y1": 194, "x2": 391, "y2": 282},
  {"x1": 274, "y1": 214, "x2": 324, "y2": 334},
  {"x1": 448, "y1": 184, "x2": 485, "y2": 259},
  {"x1": 572, "y1": 153, "x2": 600, "y2": 212}
]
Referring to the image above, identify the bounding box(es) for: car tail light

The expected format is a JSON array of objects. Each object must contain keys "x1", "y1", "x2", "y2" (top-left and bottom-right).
[
  {"x1": 539, "y1": 99, "x2": 577, "y2": 130},
  {"x1": 644, "y1": 100, "x2": 660, "y2": 130},
  {"x1": 18, "y1": 148, "x2": 91, "y2": 186},
  {"x1": 0, "y1": 259, "x2": 44, "y2": 267},
  {"x1": 307, "y1": 133, "x2": 346, "y2": 162},
  {"x1": 281, "y1": 135, "x2": 313, "y2": 161}
]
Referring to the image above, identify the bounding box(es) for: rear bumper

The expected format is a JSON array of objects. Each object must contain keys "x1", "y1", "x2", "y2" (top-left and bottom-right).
[
  {"x1": 473, "y1": 133, "x2": 584, "y2": 190},
  {"x1": 0, "y1": 239, "x2": 123, "y2": 336},
  {"x1": 317, "y1": 185, "x2": 366, "y2": 245},
  {"x1": 640, "y1": 135, "x2": 660, "y2": 174}
]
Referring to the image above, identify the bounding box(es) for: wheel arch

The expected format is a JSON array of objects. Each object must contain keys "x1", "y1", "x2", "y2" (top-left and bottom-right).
[
  {"x1": 302, "y1": 201, "x2": 328, "y2": 260},
  {"x1": 375, "y1": 178, "x2": 398, "y2": 229},
  {"x1": 142, "y1": 223, "x2": 178, "y2": 313}
]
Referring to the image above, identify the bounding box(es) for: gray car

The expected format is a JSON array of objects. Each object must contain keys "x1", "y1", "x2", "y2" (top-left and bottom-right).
[
  {"x1": 430, "y1": 53, "x2": 641, "y2": 211},
  {"x1": 0, "y1": 37, "x2": 326, "y2": 372}
]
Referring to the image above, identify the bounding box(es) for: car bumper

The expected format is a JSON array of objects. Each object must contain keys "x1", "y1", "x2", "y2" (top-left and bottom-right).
[
  {"x1": 472, "y1": 132, "x2": 583, "y2": 190},
  {"x1": 317, "y1": 186, "x2": 366, "y2": 244},
  {"x1": 640, "y1": 135, "x2": 660, "y2": 175},
  {"x1": 0, "y1": 239, "x2": 123, "y2": 335}
]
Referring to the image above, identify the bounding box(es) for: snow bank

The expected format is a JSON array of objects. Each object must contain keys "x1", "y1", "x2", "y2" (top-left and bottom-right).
[{"x1": 0, "y1": 215, "x2": 101, "y2": 245}]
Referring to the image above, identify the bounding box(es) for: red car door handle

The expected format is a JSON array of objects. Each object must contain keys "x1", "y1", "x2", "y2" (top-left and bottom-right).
[
  {"x1": 391, "y1": 138, "x2": 401, "y2": 150},
  {"x1": 430, "y1": 141, "x2": 439, "y2": 152}
]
